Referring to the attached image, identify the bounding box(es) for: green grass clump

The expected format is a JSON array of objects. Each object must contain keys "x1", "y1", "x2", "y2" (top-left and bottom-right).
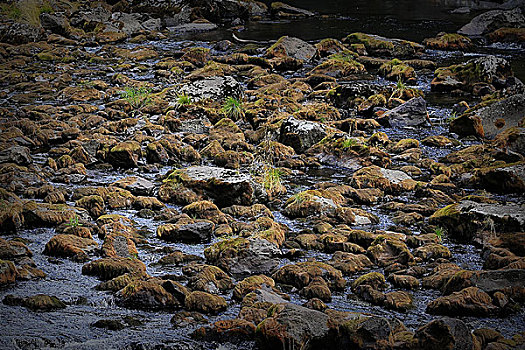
[
  {"x1": 263, "y1": 167, "x2": 283, "y2": 192},
  {"x1": 175, "y1": 93, "x2": 192, "y2": 109},
  {"x1": 434, "y1": 226, "x2": 445, "y2": 242},
  {"x1": 221, "y1": 96, "x2": 244, "y2": 120},
  {"x1": 120, "y1": 87, "x2": 152, "y2": 116}
]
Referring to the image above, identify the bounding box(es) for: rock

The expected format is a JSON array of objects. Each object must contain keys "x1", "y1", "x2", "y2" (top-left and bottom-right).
[
  {"x1": 266, "y1": 36, "x2": 316, "y2": 62},
  {"x1": 205, "y1": 238, "x2": 280, "y2": 277},
  {"x1": 182, "y1": 201, "x2": 227, "y2": 224},
  {"x1": 270, "y1": 2, "x2": 314, "y2": 17},
  {"x1": 458, "y1": 7, "x2": 525, "y2": 36},
  {"x1": 183, "y1": 263, "x2": 233, "y2": 294},
  {"x1": 119, "y1": 279, "x2": 180, "y2": 309},
  {"x1": 0, "y1": 260, "x2": 17, "y2": 285},
  {"x1": 336, "y1": 315, "x2": 393, "y2": 349},
  {"x1": 170, "y1": 22, "x2": 218, "y2": 33},
  {"x1": 449, "y1": 114, "x2": 484, "y2": 138},
  {"x1": 475, "y1": 94, "x2": 525, "y2": 139},
  {"x1": 279, "y1": 117, "x2": 327, "y2": 153},
  {"x1": 429, "y1": 200, "x2": 525, "y2": 241},
  {"x1": 157, "y1": 222, "x2": 213, "y2": 243},
  {"x1": 343, "y1": 32, "x2": 424, "y2": 58},
  {"x1": 76, "y1": 195, "x2": 105, "y2": 218},
  {"x1": 111, "y1": 176, "x2": 155, "y2": 196},
  {"x1": 413, "y1": 317, "x2": 474, "y2": 350},
  {"x1": 427, "y1": 287, "x2": 498, "y2": 316},
  {"x1": 309, "y1": 56, "x2": 365, "y2": 78},
  {"x1": 192, "y1": 319, "x2": 256, "y2": 343},
  {"x1": 233, "y1": 275, "x2": 276, "y2": 300},
  {"x1": 300, "y1": 276, "x2": 332, "y2": 302},
  {"x1": 91, "y1": 319, "x2": 125, "y2": 331},
  {"x1": 470, "y1": 269, "x2": 525, "y2": 293},
  {"x1": 185, "y1": 291, "x2": 227, "y2": 314},
  {"x1": 387, "y1": 274, "x2": 420, "y2": 290},
  {"x1": 380, "y1": 97, "x2": 429, "y2": 128},
  {"x1": 43, "y1": 234, "x2": 97, "y2": 262},
  {"x1": 0, "y1": 20, "x2": 45, "y2": 44},
  {"x1": 82, "y1": 257, "x2": 146, "y2": 280},
  {"x1": 472, "y1": 162, "x2": 525, "y2": 193},
  {"x1": 350, "y1": 166, "x2": 417, "y2": 194},
  {"x1": 384, "y1": 290, "x2": 413, "y2": 311},
  {"x1": 156, "y1": 250, "x2": 202, "y2": 266},
  {"x1": 351, "y1": 272, "x2": 387, "y2": 291},
  {"x1": 106, "y1": 141, "x2": 141, "y2": 169},
  {"x1": 494, "y1": 126, "x2": 525, "y2": 156},
  {"x1": 0, "y1": 146, "x2": 32, "y2": 166},
  {"x1": 164, "y1": 166, "x2": 257, "y2": 207},
  {"x1": 255, "y1": 303, "x2": 330, "y2": 350},
  {"x1": 3, "y1": 294, "x2": 66, "y2": 311},
  {"x1": 423, "y1": 33, "x2": 473, "y2": 51},
  {"x1": 273, "y1": 261, "x2": 346, "y2": 291},
  {"x1": 414, "y1": 243, "x2": 452, "y2": 260},
  {"x1": 177, "y1": 76, "x2": 242, "y2": 102},
  {"x1": 432, "y1": 56, "x2": 513, "y2": 93},
  {"x1": 329, "y1": 251, "x2": 373, "y2": 275},
  {"x1": 283, "y1": 189, "x2": 343, "y2": 218},
  {"x1": 488, "y1": 27, "x2": 525, "y2": 42}
]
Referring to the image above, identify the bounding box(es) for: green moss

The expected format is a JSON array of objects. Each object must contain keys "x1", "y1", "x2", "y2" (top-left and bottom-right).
[
  {"x1": 345, "y1": 32, "x2": 394, "y2": 50},
  {"x1": 351, "y1": 272, "x2": 385, "y2": 289},
  {"x1": 429, "y1": 203, "x2": 459, "y2": 220}
]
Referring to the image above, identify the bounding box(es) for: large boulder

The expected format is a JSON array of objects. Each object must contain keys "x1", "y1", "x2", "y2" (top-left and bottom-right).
[
  {"x1": 164, "y1": 166, "x2": 259, "y2": 207},
  {"x1": 432, "y1": 56, "x2": 513, "y2": 93},
  {"x1": 0, "y1": 20, "x2": 45, "y2": 44},
  {"x1": 177, "y1": 76, "x2": 242, "y2": 102},
  {"x1": 429, "y1": 200, "x2": 525, "y2": 241},
  {"x1": 279, "y1": 117, "x2": 327, "y2": 153},
  {"x1": 255, "y1": 303, "x2": 331, "y2": 350},
  {"x1": 413, "y1": 317, "x2": 474, "y2": 350},
  {"x1": 458, "y1": 7, "x2": 525, "y2": 36},
  {"x1": 380, "y1": 97, "x2": 429, "y2": 128},
  {"x1": 475, "y1": 93, "x2": 525, "y2": 139},
  {"x1": 204, "y1": 237, "x2": 280, "y2": 277},
  {"x1": 426, "y1": 286, "x2": 498, "y2": 316},
  {"x1": 266, "y1": 36, "x2": 316, "y2": 62},
  {"x1": 471, "y1": 162, "x2": 525, "y2": 193},
  {"x1": 343, "y1": 32, "x2": 424, "y2": 58}
]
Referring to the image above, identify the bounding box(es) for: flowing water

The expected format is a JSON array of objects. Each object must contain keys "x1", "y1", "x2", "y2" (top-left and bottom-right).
[{"x1": 1, "y1": 1, "x2": 525, "y2": 349}]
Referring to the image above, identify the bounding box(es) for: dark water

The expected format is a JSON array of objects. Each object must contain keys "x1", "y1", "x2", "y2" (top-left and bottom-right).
[{"x1": 2, "y1": 1, "x2": 525, "y2": 349}]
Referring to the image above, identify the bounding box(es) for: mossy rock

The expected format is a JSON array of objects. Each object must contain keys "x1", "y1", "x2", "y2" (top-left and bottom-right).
[
  {"x1": 272, "y1": 261, "x2": 346, "y2": 290},
  {"x1": 351, "y1": 272, "x2": 386, "y2": 291},
  {"x1": 185, "y1": 291, "x2": 227, "y2": 314},
  {"x1": 43, "y1": 234, "x2": 97, "y2": 262},
  {"x1": 82, "y1": 257, "x2": 146, "y2": 280},
  {"x1": 119, "y1": 280, "x2": 180, "y2": 309},
  {"x1": 309, "y1": 58, "x2": 365, "y2": 78},
  {"x1": 233, "y1": 275, "x2": 276, "y2": 300},
  {"x1": 423, "y1": 33, "x2": 473, "y2": 51},
  {"x1": 344, "y1": 32, "x2": 423, "y2": 58}
]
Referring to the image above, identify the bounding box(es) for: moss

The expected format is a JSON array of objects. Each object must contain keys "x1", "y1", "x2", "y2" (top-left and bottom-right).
[
  {"x1": 345, "y1": 32, "x2": 395, "y2": 51},
  {"x1": 429, "y1": 203, "x2": 459, "y2": 220},
  {"x1": 351, "y1": 272, "x2": 386, "y2": 290}
]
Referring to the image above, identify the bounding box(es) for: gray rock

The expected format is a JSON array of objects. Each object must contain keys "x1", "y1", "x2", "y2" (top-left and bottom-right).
[
  {"x1": 381, "y1": 97, "x2": 429, "y2": 128},
  {"x1": 266, "y1": 36, "x2": 316, "y2": 62},
  {"x1": 256, "y1": 303, "x2": 330, "y2": 350},
  {"x1": 0, "y1": 21, "x2": 45, "y2": 44},
  {"x1": 457, "y1": 200, "x2": 525, "y2": 232},
  {"x1": 172, "y1": 222, "x2": 214, "y2": 243},
  {"x1": 177, "y1": 76, "x2": 242, "y2": 102},
  {"x1": 0, "y1": 146, "x2": 32, "y2": 166},
  {"x1": 40, "y1": 13, "x2": 70, "y2": 37},
  {"x1": 169, "y1": 22, "x2": 217, "y2": 33},
  {"x1": 270, "y1": 2, "x2": 314, "y2": 17},
  {"x1": 471, "y1": 269, "x2": 525, "y2": 293},
  {"x1": 279, "y1": 117, "x2": 327, "y2": 153},
  {"x1": 477, "y1": 93, "x2": 525, "y2": 139},
  {"x1": 170, "y1": 166, "x2": 259, "y2": 207},
  {"x1": 229, "y1": 238, "x2": 281, "y2": 277},
  {"x1": 458, "y1": 7, "x2": 525, "y2": 36}
]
